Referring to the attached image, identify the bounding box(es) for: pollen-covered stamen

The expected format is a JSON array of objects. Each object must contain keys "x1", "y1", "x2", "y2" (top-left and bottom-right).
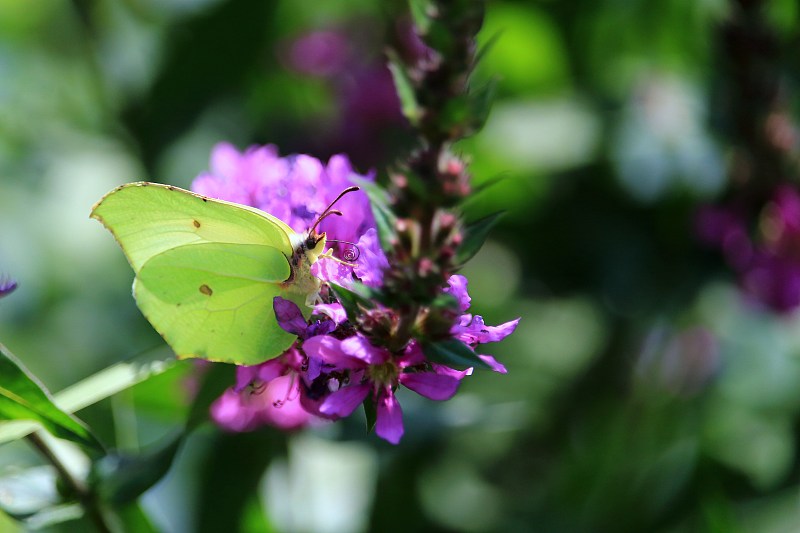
[
  {"x1": 273, "y1": 373, "x2": 300, "y2": 408},
  {"x1": 366, "y1": 360, "x2": 400, "y2": 387}
]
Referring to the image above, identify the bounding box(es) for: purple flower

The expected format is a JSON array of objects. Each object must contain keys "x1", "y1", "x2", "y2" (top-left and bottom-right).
[
  {"x1": 211, "y1": 374, "x2": 313, "y2": 431},
  {"x1": 274, "y1": 297, "x2": 337, "y2": 339},
  {"x1": 279, "y1": 26, "x2": 407, "y2": 167},
  {"x1": 192, "y1": 143, "x2": 388, "y2": 286},
  {"x1": 194, "y1": 143, "x2": 517, "y2": 444},
  {"x1": 301, "y1": 335, "x2": 469, "y2": 444},
  {"x1": 445, "y1": 275, "x2": 519, "y2": 374},
  {"x1": 284, "y1": 30, "x2": 350, "y2": 77},
  {"x1": 211, "y1": 348, "x2": 316, "y2": 431},
  {"x1": 0, "y1": 275, "x2": 16, "y2": 299},
  {"x1": 697, "y1": 185, "x2": 800, "y2": 313}
]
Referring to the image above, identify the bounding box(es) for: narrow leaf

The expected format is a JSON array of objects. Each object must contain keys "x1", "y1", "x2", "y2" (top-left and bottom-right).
[
  {"x1": 363, "y1": 395, "x2": 377, "y2": 434},
  {"x1": 56, "y1": 347, "x2": 176, "y2": 415},
  {"x1": 467, "y1": 78, "x2": 498, "y2": 134},
  {"x1": 0, "y1": 344, "x2": 103, "y2": 455},
  {"x1": 456, "y1": 211, "x2": 504, "y2": 265},
  {"x1": 475, "y1": 30, "x2": 503, "y2": 67},
  {"x1": 387, "y1": 56, "x2": 421, "y2": 126},
  {"x1": 422, "y1": 339, "x2": 491, "y2": 370}
]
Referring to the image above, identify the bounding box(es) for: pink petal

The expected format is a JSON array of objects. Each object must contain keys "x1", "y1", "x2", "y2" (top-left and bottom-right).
[
  {"x1": 303, "y1": 336, "x2": 364, "y2": 369},
  {"x1": 431, "y1": 363, "x2": 473, "y2": 379},
  {"x1": 259, "y1": 375, "x2": 313, "y2": 430},
  {"x1": 445, "y1": 275, "x2": 471, "y2": 312},
  {"x1": 319, "y1": 383, "x2": 370, "y2": 418},
  {"x1": 314, "y1": 302, "x2": 348, "y2": 325},
  {"x1": 479, "y1": 317, "x2": 520, "y2": 343},
  {"x1": 398, "y1": 341, "x2": 426, "y2": 368},
  {"x1": 478, "y1": 354, "x2": 507, "y2": 374},
  {"x1": 399, "y1": 372, "x2": 461, "y2": 401},
  {"x1": 375, "y1": 393, "x2": 404, "y2": 444},
  {"x1": 341, "y1": 335, "x2": 389, "y2": 365},
  {"x1": 210, "y1": 390, "x2": 258, "y2": 432},
  {"x1": 234, "y1": 359, "x2": 286, "y2": 392},
  {"x1": 453, "y1": 316, "x2": 520, "y2": 345},
  {"x1": 311, "y1": 256, "x2": 354, "y2": 285}
]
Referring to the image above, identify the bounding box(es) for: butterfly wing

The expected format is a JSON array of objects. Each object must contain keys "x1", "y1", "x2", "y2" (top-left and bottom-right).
[
  {"x1": 91, "y1": 182, "x2": 297, "y2": 272},
  {"x1": 135, "y1": 242, "x2": 307, "y2": 364},
  {"x1": 92, "y1": 182, "x2": 315, "y2": 364}
]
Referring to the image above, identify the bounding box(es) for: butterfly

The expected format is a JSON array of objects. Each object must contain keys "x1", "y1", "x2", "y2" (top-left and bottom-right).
[{"x1": 91, "y1": 182, "x2": 356, "y2": 366}]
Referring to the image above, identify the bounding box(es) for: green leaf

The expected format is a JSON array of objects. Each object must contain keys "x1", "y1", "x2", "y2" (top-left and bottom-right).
[
  {"x1": 114, "y1": 503, "x2": 159, "y2": 533},
  {"x1": 363, "y1": 396, "x2": 377, "y2": 434},
  {"x1": 351, "y1": 177, "x2": 397, "y2": 253},
  {"x1": 0, "y1": 347, "x2": 176, "y2": 445},
  {"x1": 456, "y1": 211, "x2": 504, "y2": 265},
  {"x1": 387, "y1": 57, "x2": 421, "y2": 126},
  {"x1": 89, "y1": 361, "x2": 232, "y2": 507},
  {"x1": 91, "y1": 362, "x2": 234, "y2": 506},
  {"x1": 329, "y1": 283, "x2": 376, "y2": 323},
  {"x1": 0, "y1": 344, "x2": 103, "y2": 455},
  {"x1": 474, "y1": 30, "x2": 503, "y2": 67},
  {"x1": 467, "y1": 78, "x2": 498, "y2": 134},
  {"x1": 469, "y1": 175, "x2": 508, "y2": 199},
  {"x1": 422, "y1": 339, "x2": 491, "y2": 370},
  {"x1": 92, "y1": 434, "x2": 183, "y2": 505}
]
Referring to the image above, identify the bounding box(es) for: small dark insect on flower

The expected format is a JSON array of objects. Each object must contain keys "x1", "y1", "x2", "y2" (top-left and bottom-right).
[{"x1": 0, "y1": 274, "x2": 17, "y2": 298}]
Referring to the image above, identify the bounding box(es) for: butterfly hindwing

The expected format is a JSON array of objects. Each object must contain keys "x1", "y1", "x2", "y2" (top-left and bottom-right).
[{"x1": 134, "y1": 242, "x2": 304, "y2": 364}]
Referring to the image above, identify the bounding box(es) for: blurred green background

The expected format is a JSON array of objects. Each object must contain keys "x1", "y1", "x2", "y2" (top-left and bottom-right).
[{"x1": 2, "y1": 0, "x2": 800, "y2": 531}]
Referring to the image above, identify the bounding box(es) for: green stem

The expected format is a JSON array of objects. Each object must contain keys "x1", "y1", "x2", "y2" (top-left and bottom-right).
[{"x1": 26, "y1": 432, "x2": 113, "y2": 533}]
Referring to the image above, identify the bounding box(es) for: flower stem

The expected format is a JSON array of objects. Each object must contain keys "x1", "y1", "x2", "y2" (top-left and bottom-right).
[{"x1": 26, "y1": 432, "x2": 114, "y2": 533}]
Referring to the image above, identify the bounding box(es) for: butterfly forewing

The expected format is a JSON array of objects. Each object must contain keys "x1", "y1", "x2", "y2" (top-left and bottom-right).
[
  {"x1": 91, "y1": 182, "x2": 296, "y2": 272},
  {"x1": 135, "y1": 242, "x2": 304, "y2": 365}
]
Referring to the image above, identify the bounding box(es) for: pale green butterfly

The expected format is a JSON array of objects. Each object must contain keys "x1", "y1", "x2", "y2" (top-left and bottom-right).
[{"x1": 91, "y1": 182, "x2": 356, "y2": 366}]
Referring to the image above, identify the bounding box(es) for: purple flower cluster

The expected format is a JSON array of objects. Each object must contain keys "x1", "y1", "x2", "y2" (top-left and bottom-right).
[
  {"x1": 196, "y1": 143, "x2": 517, "y2": 443},
  {"x1": 697, "y1": 184, "x2": 800, "y2": 312}
]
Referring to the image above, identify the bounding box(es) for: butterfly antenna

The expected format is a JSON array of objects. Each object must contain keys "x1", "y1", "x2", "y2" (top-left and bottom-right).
[{"x1": 309, "y1": 186, "x2": 360, "y2": 235}]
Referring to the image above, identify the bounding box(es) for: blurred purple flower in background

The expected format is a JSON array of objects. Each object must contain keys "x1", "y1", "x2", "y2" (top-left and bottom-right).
[
  {"x1": 0, "y1": 275, "x2": 17, "y2": 299},
  {"x1": 280, "y1": 25, "x2": 410, "y2": 167},
  {"x1": 697, "y1": 184, "x2": 800, "y2": 312}
]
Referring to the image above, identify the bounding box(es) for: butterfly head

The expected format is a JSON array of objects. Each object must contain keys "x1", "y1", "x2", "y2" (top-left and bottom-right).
[{"x1": 294, "y1": 186, "x2": 360, "y2": 263}]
